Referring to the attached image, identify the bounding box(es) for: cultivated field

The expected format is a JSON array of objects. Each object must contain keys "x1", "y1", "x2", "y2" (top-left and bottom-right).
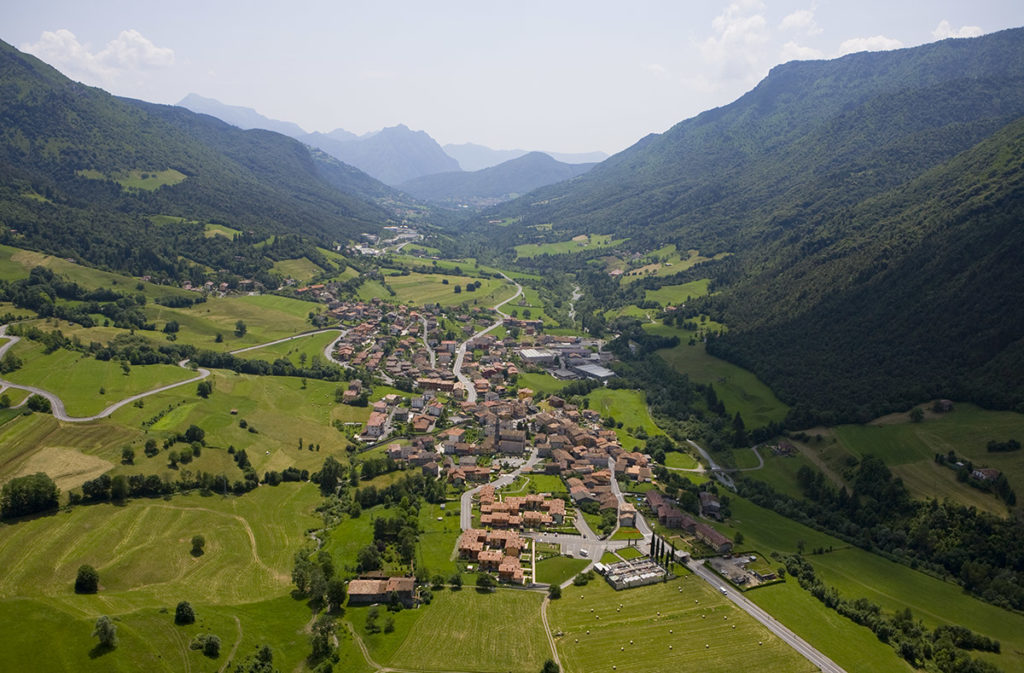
[
  {"x1": 549, "y1": 575, "x2": 816, "y2": 673},
  {"x1": 0, "y1": 484, "x2": 320, "y2": 672},
  {"x1": 644, "y1": 278, "x2": 712, "y2": 304},
  {"x1": 515, "y1": 234, "x2": 627, "y2": 259},
  {"x1": 351, "y1": 587, "x2": 549, "y2": 673}
]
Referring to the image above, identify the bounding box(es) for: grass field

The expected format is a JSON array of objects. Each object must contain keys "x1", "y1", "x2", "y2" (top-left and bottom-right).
[
  {"x1": 619, "y1": 246, "x2": 730, "y2": 284},
  {"x1": 232, "y1": 330, "x2": 339, "y2": 368},
  {"x1": 351, "y1": 587, "x2": 549, "y2": 673},
  {"x1": 357, "y1": 272, "x2": 516, "y2": 308},
  {"x1": 0, "y1": 484, "x2": 320, "y2": 672},
  {"x1": 586, "y1": 388, "x2": 665, "y2": 450},
  {"x1": 203, "y1": 222, "x2": 241, "y2": 238},
  {"x1": 645, "y1": 322, "x2": 789, "y2": 428},
  {"x1": 517, "y1": 372, "x2": 565, "y2": 396},
  {"x1": 4, "y1": 340, "x2": 195, "y2": 417},
  {"x1": 536, "y1": 557, "x2": 590, "y2": 585},
  {"x1": 416, "y1": 500, "x2": 462, "y2": 576},
  {"x1": 515, "y1": 234, "x2": 627, "y2": 259},
  {"x1": 645, "y1": 278, "x2": 712, "y2": 305},
  {"x1": 549, "y1": 575, "x2": 816, "y2": 673},
  {"x1": 832, "y1": 404, "x2": 1024, "y2": 513},
  {"x1": 663, "y1": 451, "x2": 699, "y2": 469},
  {"x1": 270, "y1": 257, "x2": 325, "y2": 283}
]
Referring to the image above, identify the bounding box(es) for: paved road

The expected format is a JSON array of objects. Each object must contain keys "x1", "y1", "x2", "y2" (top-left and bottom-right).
[
  {"x1": 459, "y1": 447, "x2": 542, "y2": 530},
  {"x1": 687, "y1": 558, "x2": 847, "y2": 673},
  {"x1": 687, "y1": 438, "x2": 736, "y2": 490},
  {"x1": 452, "y1": 273, "x2": 523, "y2": 403},
  {"x1": 0, "y1": 324, "x2": 343, "y2": 423}
]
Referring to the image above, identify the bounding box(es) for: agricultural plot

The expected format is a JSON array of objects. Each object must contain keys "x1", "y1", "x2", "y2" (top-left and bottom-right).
[
  {"x1": 536, "y1": 557, "x2": 590, "y2": 585},
  {"x1": 645, "y1": 322, "x2": 789, "y2": 427},
  {"x1": 549, "y1": 576, "x2": 816, "y2": 673},
  {"x1": 202, "y1": 222, "x2": 241, "y2": 238},
  {"x1": 586, "y1": 388, "x2": 666, "y2": 450},
  {"x1": 515, "y1": 234, "x2": 627, "y2": 259},
  {"x1": 644, "y1": 278, "x2": 711, "y2": 305},
  {"x1": 663, "y1": 451, "x2": 699, "y2": 469},
  {"x1": 833, "y1": 404, "x2": 1024, "y2": 511},
  {"x1": 270, "y1": 257, "x2": 325, "y2": 283},
  {"x1": 358, "y1": 272, "x2": 516, "y2": 308},
  {"x1": 0, "y1": 485, "x2": 319, "y2": 672},
  {"x1": 620, "y1": 246, "x2": 729, "y2": 284},
  {"x1": 232, "y1": 330, "x2": 340, "y2": 367},
  {"x1": 361, "y1": 588, "x2": 549, "y2": 673},
  {"x1": 516, "y1": 372, "x2": 565, "y2": 395},
  {"x1": 3, "y1": 340, "x2": 195, "y2": 417},
  {"x1": 416, "y1": 500, "x2": 462, "y2": 576}
]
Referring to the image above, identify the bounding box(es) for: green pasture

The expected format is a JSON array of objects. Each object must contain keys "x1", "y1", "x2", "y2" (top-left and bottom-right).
[
  {"x1": 525, "y1": 473, "x2": 569, "y2": 495},
  {"x1": 361, "y1": 272, "x2": 517, "y2": 308},
  {"x1": 645, "y1": 322, "x2": 789, "y2": 428},
  {"x1": 810, "y1": 549, "x2": 1024, "y2": 673},
  {"x1": 549, "y1": 575, "x2": 815, "y2": 673},
  {"x1": 106, "y1": 370, "x2": 359, "y2": 475},
  {"x1": 351, "y1": 587, "x2": 548, "y2": 673},
  {"x1": 270, "y1": 257, "x2": 325, "y2": 282},
  {"x1": 515, "y1": 234, "x2": 627, "y2": 259},
  {"x1": 516, "y1": 372, "x2": 565, "y2": 396},
  {"x1": 4, "y1": 340, "x2": 195, "y2": 417},
  {"x1": 77, "y1": 168, "x2": 186, "y2": 191},
  {"x1": 611, "y1": 527, "x2": 643, "y2": 540},
  {"x1": 202, "y1": 222, "x2": 241, "y2": 238},
  {"x1": 232, "y1": 330, "x2": 339, "y2": 367},
  {"x1": 145, "y1": 293, "x2": 317, "y2": 350},
  {"x1": 833, "y1": 404, "x2": 1024, "y2": 511},
  {"x1": 0, "y1": 484, "x2": 318, "y2": 672},
  {"x1": 417, "y1": 500, "x2": 462, "y2": 576},
  {"x1": 645, "y1": 278, "x2": 711, "y2": 305},
  {"x1": 536, "y1": 557, "x2": 590, "y2": 585},
  {"x1": 748, "y1": 580, "x2": 913, "y2": 673},
  {"x1": 663, "y1": 451, "x2": 699, "y2": 469},
  {"x1": 621, "y1": 246, "x2": 729, "y2": 284},
  {"x1": 586, "y1": 388, "x2": 665, "y2": 450},
  {"x1": 616, "y1": 546, "x2": 645, "y2": 560},
  {"x1": 0, "y1": 244, "x2": 193, "y2": 301}
]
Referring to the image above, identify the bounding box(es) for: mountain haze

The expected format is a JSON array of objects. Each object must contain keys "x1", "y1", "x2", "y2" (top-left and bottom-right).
[
  {"x1": 397, "y1": 151, "x2": 595, "y2": 205},
  {"x1": 178, "y1": 92, "x2": 309, "y2": 138},
  {"x1": 444, "y1": 142, "x2": 608, "y2": 171}
]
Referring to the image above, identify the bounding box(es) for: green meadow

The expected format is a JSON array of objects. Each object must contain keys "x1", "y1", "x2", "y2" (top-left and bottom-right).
[
  {"x1": 270, "y1": 257, "x2": 325, "y2": 282},
  {"x1": 515, "y1": 234, "x2": 627, "y2": 259},
  {"x1": 4, "y1": 339, "x2": 195, "y2": 417},
  {"x1": 549, "y1": 575, "x2": 815, "y2": 673},
  {"x1": 645, "y1": 278, "x2": 711, "y2": 305},
  {"x1": 535, "y1": 556, "x2": 590, "y2": 585},
  {"x1": 0, "y1": 484, "x2": 320, "y2": 673},
  {"x1": 349, "y1": 587, "x2": 549, "y2": 673},
  {"x1": 620, "y1": 246, "x2": 730, "y2": 284},
  {"x1": 586, "y1": 388, "x2": 666, "y2": 450},
  {"x1": 645, "y1": 322, "x2": 789, "y2": 428}
]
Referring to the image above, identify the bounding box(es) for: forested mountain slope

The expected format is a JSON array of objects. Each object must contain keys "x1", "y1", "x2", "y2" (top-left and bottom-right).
[
  {"x1": 467, "y1": 28, "x2": 1024, "y2": 421},
  {"x1": 0, "y1": 39, "x2": 391, "y2": 280}
]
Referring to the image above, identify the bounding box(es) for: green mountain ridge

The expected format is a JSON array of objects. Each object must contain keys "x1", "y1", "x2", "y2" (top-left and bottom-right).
[
  {"x1": 466, "y1": 28, "x2": 1024, "y2": 421},
  {"x1": 0, "y1": 39, "x2": 392, "y2": 281}
]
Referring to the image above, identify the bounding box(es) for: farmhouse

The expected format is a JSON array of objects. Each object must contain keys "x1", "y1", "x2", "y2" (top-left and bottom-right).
[{"x1": 347, "y1": 576, "x2": 416, "y2": 607}]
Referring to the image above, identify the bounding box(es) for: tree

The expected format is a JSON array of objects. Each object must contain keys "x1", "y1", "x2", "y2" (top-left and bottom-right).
[
  {"x1": 197, "y1": 380, "x2": 213, "y2": 398},
  {"x1": 548, "y1": 584, "x2": 562, "y2": 599},
  {"x1": 2, "y1": 472, "x2": 59, "y2": 518},
  {"x1": 201, "y1": 634, "x2": 221, "y2": 657},
  {"x1": 734, "y1": 531, "x2": 745, "y2": 545},
  {"x1": 26, "y1": 394, "x2": 51, "y2": 413},
  {"x1": 184, "y1": 424, "x2": 206, "y2": 444},
  {"x1": 92, "y1": 615, "x2": 117, "y2": 649},
  {"x1": 191, "y1": 534, "x2": 206, "y2": 556},
  {"x1": 541, "y1": 659, "x2": 560, "y2": 673},
  {"x1": 120, "y1": 446, "x2": 134, "y2": 464},
  {"x1": 110, "y1": 475, "x2": 128, "y2": 501},
  {"x1": 357, "y1": 544, "x2": 382, "y2": 572},
  {"x1": 326, "y1": 578, "x2": 347, "y2": 612},
  {"x1": 75, "y1": 564, "x2": 99, "y2": 593},
  {"x1": 235, "y1": 320, "x2": 247, "y2": 337},
  {"x1": 476, "y1": 573, "x2": 497, "y2": 591},
  {"x1": 232, "y1": 644, "x2": 278, "y2": 673},
  {"x1": 909, "y1": 407, "x2": 925, "y2": 423},
  {"x1": 175, "y1": 600, "x2": 196, "y2": 625}
]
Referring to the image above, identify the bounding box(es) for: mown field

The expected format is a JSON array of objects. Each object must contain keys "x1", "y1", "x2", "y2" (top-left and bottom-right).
[
  {"x1": 619, "y1": 245, "x2": 730, "y2": 284},
  {"x1": 549, "y1": 575, "x2": 816, "y2": 673},
  {"x1": 644, "y1": 278, "x2": 711, "y2": 305},
  {"x1": 0, "y1": 484, "x2": 320, "y2": 673},
  {"x1": 349, "y1": 587, "x2": 549, "y2": 673},
  {"x1": 358, "y1": 271, "x2": 516, "y2": 308},
  {"x1": 535, "y1": 556, "x2": 590, "y2": 585}
]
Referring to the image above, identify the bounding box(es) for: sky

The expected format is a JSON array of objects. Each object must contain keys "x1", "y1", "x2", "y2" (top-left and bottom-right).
[{"x1": 2, "y1": 1, "x2": 1021, "y2": 155}]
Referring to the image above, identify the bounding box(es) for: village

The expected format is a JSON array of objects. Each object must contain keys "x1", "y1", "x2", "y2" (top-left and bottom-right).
[{"x1": 310, "y1": 296, "x2": 744, "y2": 607}]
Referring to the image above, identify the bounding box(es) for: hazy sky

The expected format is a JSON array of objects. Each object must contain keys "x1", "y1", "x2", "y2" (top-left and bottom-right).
[{"x1": 2, "y1": 1, "x2": 1021, "y2": 154}]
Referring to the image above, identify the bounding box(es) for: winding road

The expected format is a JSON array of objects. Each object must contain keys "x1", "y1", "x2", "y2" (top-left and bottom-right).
[
  {"x1": 0, "y1": 324, "x2": 343, "y2": 423},
  {"x1": 452, "y1": 272, "x2": 523, "y2": 404}
]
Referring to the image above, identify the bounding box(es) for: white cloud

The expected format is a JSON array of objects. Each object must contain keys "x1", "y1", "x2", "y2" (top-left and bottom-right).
[
  {"x1": 780, "y1": 41, "x2": 824, "y2": 62},
  {"x1": 21, "y1": 28, "x2": 174, "y2": 88},
  {"x1": 837, "y1": 35, "x2": 904, "y2": 56},
  {"x1": 780, "y1": 9, "x2": 822, "y2": 36},
  {"x1": 644, "y1": 63, "x2": 670, "y2": 78},
  {"x1": 700, "y1": 1, "x2": 771, "y2": 81},
  {"x1": 932, "y1": 20, "x2": 984, "y2": 40}
]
